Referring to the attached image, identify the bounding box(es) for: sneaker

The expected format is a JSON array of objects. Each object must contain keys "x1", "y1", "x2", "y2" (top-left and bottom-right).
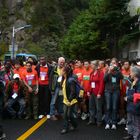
[
  {"x1": 25, "y1": 116, "x2": 31, "y2": 120},
  {"x1": 38, "y1": 115, "x2": 44, "y2": 119},
  {"x1": 60, "y1": 129, "x2": 67, "y2": 134},
  {"x1": 117, "y1": 118, "x2": 126, "y2": 125},
  {"x1": 81, "y1": 113, "x2": 88, "y2": 120},
  {"x1": 105, "y1": 124, "x2": 110, "y2": 130},
  {"x1": 125, "y1": 127, "x2": 128, "y2": 131},
  {"x1": 87, "y1": 121, "x2": 95, "y2": 125},
  {"x1": 47, "y1": 115, "x2": 51, "y2": 119},
  {"x1": 69, "y1": 126, "x2": 76, "y2": 131},
  {"x1": 111, "y1": 124, "x2": 116, "y2": 130}
]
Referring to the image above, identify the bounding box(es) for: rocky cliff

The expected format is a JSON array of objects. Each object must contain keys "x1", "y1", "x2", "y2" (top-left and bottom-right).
[{"x1": 0, "y1": 0, "x2": 30, "y2": 51}]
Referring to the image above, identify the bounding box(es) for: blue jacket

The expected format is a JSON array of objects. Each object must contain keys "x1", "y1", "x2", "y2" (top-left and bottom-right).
[{"x1": 127, "y1": 79, "x2": 140, "y2": 115}]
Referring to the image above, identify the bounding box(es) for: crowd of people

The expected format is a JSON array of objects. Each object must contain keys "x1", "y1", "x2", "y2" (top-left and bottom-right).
[{"x1": 0, "y1": 56, "x2": 140, "y2": 140}]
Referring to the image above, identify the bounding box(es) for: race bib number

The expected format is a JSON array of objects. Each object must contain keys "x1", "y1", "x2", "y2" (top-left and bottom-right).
[
  {"x1": 41, "y1": 75, "x2": 45, "y2": 80},
  {"x1": 57, "y1": 76, "x2": 62, "y2": 82},
  {"x1": 12, "y1": 93, "x2": 18, "y2": 99},
  {"x1": 91, "y1": 82, "x2": 95, "y2": 88},
  {"x1": 40, "y1": 72, "x2": 47, "y2": 81},
  {"x1": 28, "y1": 80, "x2": 32, "y2": 85},
  {"x1": 112, "y1": 77, "x2": 116, "y2": 83},
  {"x1": 83, "y1": 75, "x2": 90, "y2": 80},
  {"x1": 26, "y1": 75, "x2": 34, "y2": 85}
]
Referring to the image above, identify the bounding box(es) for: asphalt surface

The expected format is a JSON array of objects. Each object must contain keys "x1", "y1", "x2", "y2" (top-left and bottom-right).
[{"x1": 1, "y1": 118, "x2": 126, "y2": 140}]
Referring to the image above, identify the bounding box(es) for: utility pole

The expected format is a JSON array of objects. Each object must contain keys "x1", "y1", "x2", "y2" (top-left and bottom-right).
[{"x1": 11, "y1": 25, "x2": 31, "y2": 59}]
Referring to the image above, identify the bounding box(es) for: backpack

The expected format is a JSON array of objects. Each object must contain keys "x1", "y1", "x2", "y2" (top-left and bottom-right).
[{"x1": 68, "y1": 77, "x2": 84, "y2": 101}]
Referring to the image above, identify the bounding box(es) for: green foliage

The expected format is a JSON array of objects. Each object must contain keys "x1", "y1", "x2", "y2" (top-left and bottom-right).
[
  {"x1": 26, "y1": 34, "x2": 63, "y2": 61},
  {"x1": 24, "y1": 0, "x2": 89, "y2": 60},
  {"x1": 119, "y1": 31, "x2": 140, "y2": 47},
  {"x1": 137, "y1": 7, "x2": 140, "y2": 14},
  {"x1": 59, "y1": 0, "x2": 89, "y2": 27},
  {"x1": 60, "y1": 0, "x2": 140, "y2": 59},
  {"x1": 1, "y1": 0, "x2": 139, "y2": 60},
  {"x1": 39, "y1": 36, "x2": 63, "y2": 61},
  {"x1": 30, "y1": 0, "x2": 65, "y2": 36},
  {"x1": 60, "y1": 10, "x2": 108, "y2": 60},
  {"x1": 0, "y1": 41, "x2": 8, "y2": 59},
  {"x1": 25, "y1": 42, "x2": 44, "y2": 55}
]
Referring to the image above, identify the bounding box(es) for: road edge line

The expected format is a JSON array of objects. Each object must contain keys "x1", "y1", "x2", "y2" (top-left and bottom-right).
[{"x1": 17, "y1": 116, "x2": 47, "y2": 140}]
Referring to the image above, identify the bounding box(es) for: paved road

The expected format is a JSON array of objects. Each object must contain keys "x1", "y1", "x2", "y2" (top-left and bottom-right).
[{"x1": 2, "y1": 119, "x2": 126, "y2": 140}]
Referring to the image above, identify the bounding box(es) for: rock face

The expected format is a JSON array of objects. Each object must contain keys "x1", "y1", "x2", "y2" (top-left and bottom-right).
[
  {"x1": 6, "y1": 0, "x2": 16, "y2": 14},
  {"x1": 3, "y1": 0, "x2": 28, "y2": 48},
  {"x1": 6, "y1": 0, "x2": 24, "y2": 14},
  {"x1": 0, "y1": 1, "x2": 2, "y2": 7},
  {"x1": 5, "y1": 0, "x2": 26, "y2": 25}
]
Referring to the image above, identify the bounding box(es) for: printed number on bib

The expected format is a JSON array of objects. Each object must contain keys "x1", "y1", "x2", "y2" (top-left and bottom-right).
[
  {"x1": 112, "y1": 77, "x2": 116, "y2": 83},
  {"x1": 58, "y1": 76, "x2": 62, "y2": 82},
  {"x1": 12, "y1": 93, "x2": 18, "y2": 99},
  {"x1": 91, "y1": 82, "x2": 95, "y2": 88}
]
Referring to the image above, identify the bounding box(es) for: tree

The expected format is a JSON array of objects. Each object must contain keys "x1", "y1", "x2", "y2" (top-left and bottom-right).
[
  {"x1": 30, "y1": 0, "x2": 65, "y2": 37},
  {"x1": 60, "y1": 0, "x2": 140, "y2": 60},
  {"x1": 25, "y1": 34, "x2": 63, "y2": 61},
  {"x1": 0, "y1": 41, "x2": 8, "y2": 59},
  {"x1": 60, "y1": 10, "x2": 106, "y2": 60},
  {"x1": 59, "y1": 0, "x2": 89, "y2": 27}
]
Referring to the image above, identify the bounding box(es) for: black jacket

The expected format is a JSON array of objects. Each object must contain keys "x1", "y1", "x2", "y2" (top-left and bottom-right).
[{"x1": 104, "y1": 69, "x2": 123, "y2": 92}]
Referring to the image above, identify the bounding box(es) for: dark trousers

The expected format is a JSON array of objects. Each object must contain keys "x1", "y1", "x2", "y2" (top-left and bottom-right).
[
  {"x1": 26, "y1": 92, "x2": 38, "y2": 117},
  {"x1": 39, "y1": 85, "x2": 51, "y2": 115},
  {"x1": 133, "y1": 115, "x2": 140, "y2": 140},
  {"x1": 63, "y1": 104, "x2": 77, "y2": 130},
  {"x1": 0, "y1": 82, "x2": 4, "y2": 119},
  {"x1": 89, "y1": 94, "x2": 103, "y2": 123},
  {"x1": 0, "y1": 94, "x2": 4, "y2": 119},
  {"x1": 6, "y1": 98, "x2": 25, "y2": 117},
  {"x1": 127, "y1": 112, "x2": 134, "y2": 136}
]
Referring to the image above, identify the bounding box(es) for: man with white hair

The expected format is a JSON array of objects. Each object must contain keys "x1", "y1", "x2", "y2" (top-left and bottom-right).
[{"x1": 50, "y1": 57, "x2": 65, "y2": 120}]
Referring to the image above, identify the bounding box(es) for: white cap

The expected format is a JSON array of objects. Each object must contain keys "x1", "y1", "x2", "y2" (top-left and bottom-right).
[{"x1": 13, "y1": 74, "x2": 20, "y2": 79}]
